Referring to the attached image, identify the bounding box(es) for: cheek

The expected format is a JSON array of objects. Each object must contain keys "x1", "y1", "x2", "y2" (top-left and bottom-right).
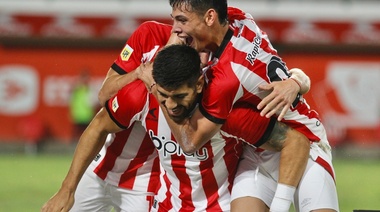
[
  {"x1": 157, "y1": 97, "x2": 166, "y2": 105},
  {"x1": 182, "y1": 97, "x2": 195, "y2": 107}
]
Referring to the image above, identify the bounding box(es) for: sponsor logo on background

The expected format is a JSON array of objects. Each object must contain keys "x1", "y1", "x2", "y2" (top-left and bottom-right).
[{"x1": 0, "y1": 65, "x2": 38, "y2": 115}]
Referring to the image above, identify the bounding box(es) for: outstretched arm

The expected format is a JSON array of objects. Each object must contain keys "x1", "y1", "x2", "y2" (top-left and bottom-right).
[
  {"x1": 98, "y1": 68, "x2": 139, "y2": 106},
  {"x1": 41, "y1": 108, "x2": 122, "y2": 212}
]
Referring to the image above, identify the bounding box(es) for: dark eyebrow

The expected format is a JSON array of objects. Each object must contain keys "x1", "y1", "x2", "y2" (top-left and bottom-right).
[
  {"x1": 157, "y1": 88, "x2": 188, "y2": 98},
  {"x1": 157, "y1": 89, "x2": 167, "y2": 96},
  {"x1": 173, "y1": 93, "x2": 188, "y2": 98}
]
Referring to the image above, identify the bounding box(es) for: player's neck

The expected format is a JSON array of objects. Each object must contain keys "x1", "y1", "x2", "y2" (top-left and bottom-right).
[{"x1": 207, "y1": 24, "x2": 229, "y2": 53}]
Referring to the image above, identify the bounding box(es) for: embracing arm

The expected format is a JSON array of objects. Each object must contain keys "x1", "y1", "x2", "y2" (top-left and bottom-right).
[
  {"x1": 41, "y1": 108, "x2": 122, "y2": 212},
  {"x1": 98, "y1": 68, "x2": 138, "y2": 106},
  {"x1": 260, "y1": 121, "x2": 310, "y2": 211},
  {"x1": 158, "y1": 100, "x2": 222, "y2": 154},
  {"x1": 257, "y1": 68, "x2": 311, "y2": 121}
]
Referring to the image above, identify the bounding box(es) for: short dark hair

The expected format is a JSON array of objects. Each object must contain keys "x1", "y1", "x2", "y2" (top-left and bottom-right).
[
  {"x1": 169, "y1": 0, "x2": 228, "y2": 25},
  {"x1": 153, "y1": 44, "x2": 201, "y2": 90}
]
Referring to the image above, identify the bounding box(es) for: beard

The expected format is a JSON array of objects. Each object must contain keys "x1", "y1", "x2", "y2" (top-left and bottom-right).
[
  {"x1": 167, "y1": 105, "x2": 194, "y2": 124},
  {"x1": 167, "y1": 99, "x2": 200, "y2": 124}
]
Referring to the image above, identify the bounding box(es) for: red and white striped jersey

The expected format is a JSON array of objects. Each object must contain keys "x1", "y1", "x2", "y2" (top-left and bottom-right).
[
  {"x1": 90, "y1": 125, "x2": 160, "y2": 192},
  {"x1": 201, "y1": 7, "x2": 328, "y2": 143},
  {"x1": 105, "y1": 79, "x2": 273, "y2": 211},
  {"x1": 90, "y1": 21, "x2": 172, "y2": 192},
  {"x1": 112, "y1": 21, "x2": 172, "y2": 75}
]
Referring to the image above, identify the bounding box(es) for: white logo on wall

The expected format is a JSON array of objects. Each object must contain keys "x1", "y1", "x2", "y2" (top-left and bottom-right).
[
  {"x1": 326, "y1": 62, "x2": 380, "y2": 127},
  {"x1": 0, "y1": 65, "x2": 38, "y2": 115},
  {"x1": 313, "y1": 62, "x2": 380, "y2": 141}
]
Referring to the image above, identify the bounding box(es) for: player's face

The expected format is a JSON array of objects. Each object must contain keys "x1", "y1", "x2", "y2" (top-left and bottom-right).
[
  {"x1": 171, "y1": 4, "x2": 210, "y2": 52},
  {"x1": 156, "y1": 82, "x2": 202, "y2": 123}
]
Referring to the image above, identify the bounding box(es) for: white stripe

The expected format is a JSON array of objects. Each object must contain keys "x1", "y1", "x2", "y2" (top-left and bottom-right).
[
  {"x1": 105, "y1": 123, "x2": 148, "y2": 189},
  {"x1": 231, "y1": 62, "x2": 269, "y2": 100}
]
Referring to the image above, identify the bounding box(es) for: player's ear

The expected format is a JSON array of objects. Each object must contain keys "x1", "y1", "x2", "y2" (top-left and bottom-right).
[
  {"x1": 196, "y1": 75, "x2": 205, "y2": 93},
  {"x1": 204, "y1": 9, "x2": 217, "y2": 26}
]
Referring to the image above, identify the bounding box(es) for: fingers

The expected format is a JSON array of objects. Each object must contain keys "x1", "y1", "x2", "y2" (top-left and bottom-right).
[
  {"x1": 258, "y1": 93, "x2": 276, "y2": 114},
  {"x1": 260, "y1": 97, "x2": 286, "y2": 118},
  {"x1": 258, "y1": 79, "x2": 299, "y2": 119},
  {"x1": 166, "y1": 33, "x2": 185, "y2": 46},
  {"x1": 257, "y1": 84, "x2": 274, "y2": 110},
  {"x1": 257, "y1": 83, "x2": 272, "y2": 92},
  {"x1": 41, "y1": 203, "x2": 63, "y2": 212},
  {"x1": 136, "y1": 62, "x2": 154, "y2": 90},
  {"x1": 199, "y1": 51, "x2": 210, "y2": 68},
  {"x1": 277, "y1": 105, "x2": 290, "y2": 121}
]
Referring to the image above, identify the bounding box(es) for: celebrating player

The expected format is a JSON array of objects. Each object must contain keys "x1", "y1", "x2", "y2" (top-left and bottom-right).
[
  {"x1": 41, "y1": 21, "x2": 172, "y2": 212},
  {"x1": 103, "y1": 44, "x2": 310, "y2": 211},
  {"x1": 141, "y1": 1, "x2": 339, "y2": 211}
]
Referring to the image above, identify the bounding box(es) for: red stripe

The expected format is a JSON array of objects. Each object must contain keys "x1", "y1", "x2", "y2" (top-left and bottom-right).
[
  {"x1": 147, "y1": 156, "x2": 161, "y2": 194},
  {"x1": 94, "y1": 128, "x2": 133, "y2": 180},
  {"x1": 199, "y1": 142, "x2": 222, "y2": 212},
  {"x1": 315, "y1": 156, "x2": 336, "y2": 182},
  {"x1": 118, "y1": 134, "x2": 157, "y2": 188},
  {"x1": 284, "y1": 120, "x2": 321, "y2": 142},
  {"x1": 157, "y1": 172, "x2": 173, "y2": 211},
  {"x1": 171, "y1": 153, "x2": 195, "y2": 212}
]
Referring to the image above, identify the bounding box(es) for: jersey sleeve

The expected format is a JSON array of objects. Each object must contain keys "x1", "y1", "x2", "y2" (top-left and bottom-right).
[
  {"x1": 221, "y1": 102, "x2": 276, "y2": 147},
  {"x1": 200, "y1": 61, "x2": 241, "y2": 124},
  {"x1": 105, "y1": 80, "x2": 148, "y2": 129},
  {"x1": 112, "y1": 21, "x2": 172, "y2": 75},
  {"x1": 112, "y1": 26, "x2": 145, "y2": 74}
]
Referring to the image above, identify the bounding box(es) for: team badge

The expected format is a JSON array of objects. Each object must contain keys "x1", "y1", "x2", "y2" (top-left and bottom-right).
[
  {"x1": 120, "y1": 44, "x2": 134, "y2": 61},
  {"x1": 112, "y1": 96, "x2": 119, "y2": 112}
]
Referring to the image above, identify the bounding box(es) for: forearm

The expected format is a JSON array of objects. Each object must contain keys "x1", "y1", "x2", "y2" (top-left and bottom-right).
[
  {"x1": 159, "y1": 103, "x2": 220, "y2": 153},
  {"x1": 289, "y1": 68, "x2": 310, "y2": 95},
  {"x1": 98, "y1": 69, "x2": 138, "y2": 106},
  {"x1": 61, "y1": 120, "x2": 108, "y2": 191},
  {"x1": 270, "y1": 128, "x2": 309, "y2": 212},
  {"x1": 278, "y1": 130, "x2": 309, "y2": 187}
]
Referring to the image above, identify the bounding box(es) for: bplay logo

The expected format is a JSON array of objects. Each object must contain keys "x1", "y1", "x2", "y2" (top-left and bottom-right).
[{"x1": 0, "y1": 65, "x2": 38, "y2": 115}]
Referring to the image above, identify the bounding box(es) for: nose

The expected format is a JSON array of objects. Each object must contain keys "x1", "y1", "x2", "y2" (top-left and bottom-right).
[
  {"x1": 171, "y1": 21, "x2": 181, "y2": 34},
  {"x1": 165, "y1": 97, "x2": 178, "y2": 111}
]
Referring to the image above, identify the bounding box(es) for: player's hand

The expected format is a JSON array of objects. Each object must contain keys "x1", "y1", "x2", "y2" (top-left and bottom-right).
[
  {"x1": 199, "y1": 51, "x2": 210, "y2": 69},
  {"x1": 41, "y1": 188, "x2": 74, "y2": 212},
  {"x1": 257, "y1": 79, "x2": 300, "y2": 121},
  {"x1": 166, "y1": 33, "x2": 185, "y2": 46},
  {"x1": 136, "y1": 62, "x2": 155, "y2": 92}
]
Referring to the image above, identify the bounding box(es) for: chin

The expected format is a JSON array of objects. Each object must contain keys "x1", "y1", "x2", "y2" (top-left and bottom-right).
[{"x1": 170, "y1": 115, "x2": 185, "y2": 124}]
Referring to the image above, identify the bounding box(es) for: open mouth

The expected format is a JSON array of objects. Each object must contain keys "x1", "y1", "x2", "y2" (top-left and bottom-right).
[
  {"x1": 167, "y1": 105, "x2": 186, "y2": 118},
  {"x1": 185, "y1": 36, "x2": 193, "y2": 46},
  {"x1": 168, "y1": 109, "x2": 182, "y2": 117}
]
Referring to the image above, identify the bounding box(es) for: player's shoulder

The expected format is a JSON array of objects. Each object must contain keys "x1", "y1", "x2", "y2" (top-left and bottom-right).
[{"x1": 118, "y1": 80, "x2": 148, "y2": 104}]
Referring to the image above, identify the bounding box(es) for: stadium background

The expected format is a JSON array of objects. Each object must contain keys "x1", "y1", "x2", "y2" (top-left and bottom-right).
[{"x1": 0, "y1": 0, "x2": 379, "y2": 211}]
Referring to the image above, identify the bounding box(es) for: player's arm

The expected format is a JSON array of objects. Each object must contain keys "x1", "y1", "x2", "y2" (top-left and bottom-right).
[
  {"x1": 289, "y1": 68, "x2": 311, "y2": 94},
  {"x1": 257, "y1": 68, "x2": 311, "y2": 121},
  {"x1": 159, "y1": 102, "x2": 223, "y2": 153},
  {"x1": 41, "y1": 108, "x2": 122, "y2": 212},
  {"x1": 98, "y1": 68, "x2": 139, "y2": 106},
  {"x1": 259, "y1": 121, "x2": 310, "y2": 211}
]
